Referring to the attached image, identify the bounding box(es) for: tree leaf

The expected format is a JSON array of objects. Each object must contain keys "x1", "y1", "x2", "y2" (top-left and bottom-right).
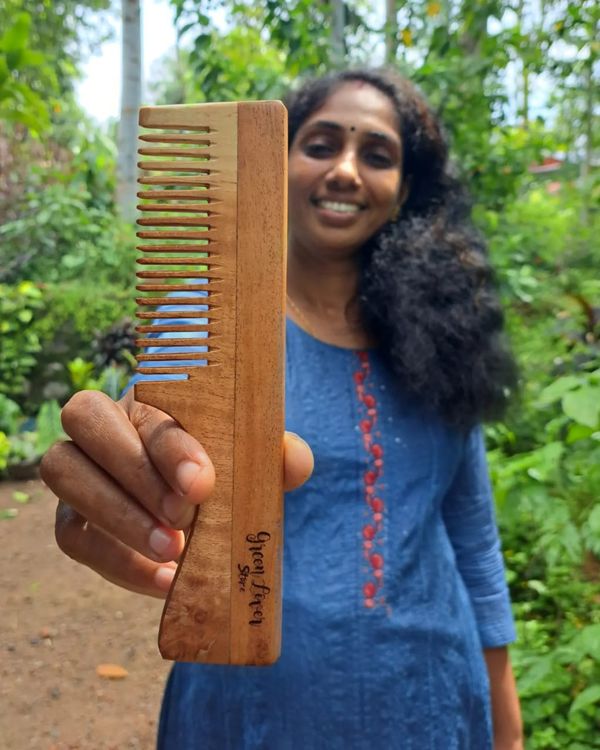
[
  {"x1": 562, "y1": 387, "x2": 600, "y2": 429},
  {"x1": 537, "y1": 375, "x2": 581, "y2": 406},
  {"x1": 569, "y1": 685, "x2": 600, "y2": 715}
]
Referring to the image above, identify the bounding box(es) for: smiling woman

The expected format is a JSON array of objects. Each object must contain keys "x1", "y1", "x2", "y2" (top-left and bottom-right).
[
  {"x1": 44, "y1": 67, "x2": 523, "y2": 749},
  {"x1": 288, "y1": 85, "x2": 403, "y2": 255}
]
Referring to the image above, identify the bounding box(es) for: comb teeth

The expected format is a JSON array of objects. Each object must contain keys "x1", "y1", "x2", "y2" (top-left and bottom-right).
[{"x1": 135, "y1": 111, "x2": 235, "y2": 377}]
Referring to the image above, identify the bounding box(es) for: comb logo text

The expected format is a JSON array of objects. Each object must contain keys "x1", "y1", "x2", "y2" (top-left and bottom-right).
[{"x1": 238, "y1": 531, "x2": 272, "y2": 627}]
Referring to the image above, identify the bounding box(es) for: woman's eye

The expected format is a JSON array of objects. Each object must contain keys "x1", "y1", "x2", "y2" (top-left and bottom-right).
[
  {"x1": 364, "y1": 151, "x2": 394, "y2": 169},
  {"x1": 303, "y1": 141, "x2": 335, "y2": 159}
]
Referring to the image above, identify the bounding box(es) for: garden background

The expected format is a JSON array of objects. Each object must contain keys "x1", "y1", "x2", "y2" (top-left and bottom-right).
[{"x1": 0, "y1": 0, "x2": 598, "y2": 747}]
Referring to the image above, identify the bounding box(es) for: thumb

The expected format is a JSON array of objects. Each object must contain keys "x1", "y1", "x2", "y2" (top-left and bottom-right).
[{"x1": 283, "y1": 432, "x2": 314, "y2": 492}]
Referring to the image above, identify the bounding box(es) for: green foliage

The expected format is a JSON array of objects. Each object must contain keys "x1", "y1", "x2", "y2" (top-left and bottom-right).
[
  {"x1": 0, "y1": 12, "x2": 57, "y2": 134},
  {"x1": 33, "y1": 399, "x2": 65, "y2": 455},
  {"x1": 67, "y1": 357, "x2": 131, "y2": 401},
  {"x1": 152, "y1": 28, "x2": 289, "y2": 104},
  {"x1": 0, "y1": 432, "x2": 9, "y2": 471},
  {"x1": 27, "y1": 283, "x2": 135, "y2": 411},
  {"x1": 0, "y1": 183, "x2": 136, "y2": 285},
  {"x1": 0, "y1": 281, "x2": 43, "y2": 400},
  {"x1": 480, "y1": 182, "x2": 600, "y2": 746},
  {"x1": 0, "y1": 394, "x2": 22, "y2": 434},
  {"x1": 0, "y1": 397, "x2": 66, "y2": 474},
  {"x1": 0, "y1": 278, "x2": 135, "y2": 413},
  {"x1": 0, "y1": 0, "x2": 112, "y2": 96}
]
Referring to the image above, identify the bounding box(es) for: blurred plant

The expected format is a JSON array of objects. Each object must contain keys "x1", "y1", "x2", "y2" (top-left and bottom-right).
[
  {"x1": 479, "y1": 180, "x2": 600, "y2": 746},
  {"x1": 0, "y1": 0, "x2": 112, "y2": 97},
  {"x1": 0, "y1": 12, "x2": 57, "y2": 135},
  {"x1": 0, "y1": 431, "x2": 9, "y2": 471},
  {"x1": 67, "y1": 358, "x2": 131, "y2": 401},
  {"x1": 0, "y1": 397, "x2": 65, "y2": 476},
  {"x1": 0, "y1": 281, "x2": 43, "y2": 400},
  {"x1": 0, "y1": 183, "x2": 136, "y2": 285}
]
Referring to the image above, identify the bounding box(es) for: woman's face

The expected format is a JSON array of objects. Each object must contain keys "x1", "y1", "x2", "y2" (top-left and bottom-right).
[{"x1": 288, "y1": 81, "x2": 405, "y2": 260}]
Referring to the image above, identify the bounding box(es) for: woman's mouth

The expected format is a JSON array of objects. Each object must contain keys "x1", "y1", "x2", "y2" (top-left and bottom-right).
[{"x1": 313, "y1": 199, "x2": 365, "y2": 215}]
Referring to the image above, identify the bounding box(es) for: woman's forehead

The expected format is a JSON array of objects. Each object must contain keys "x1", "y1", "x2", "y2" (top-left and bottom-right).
[{"x1": 301, "y1": 82, "x2": 400, "y2": 141}]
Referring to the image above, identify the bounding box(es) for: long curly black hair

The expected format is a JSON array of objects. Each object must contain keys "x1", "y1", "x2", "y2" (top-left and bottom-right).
[{"x1": 285, "y1": 68, "x2": 518, "y2": 428}]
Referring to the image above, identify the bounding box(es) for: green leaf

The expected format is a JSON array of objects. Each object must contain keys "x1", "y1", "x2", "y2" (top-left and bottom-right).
[
  {"x1": 0, "y1": 508, "x2": 18, "y2": 520},
  {"x1": 12, "y1": 491, "x2": 30, "y2": 504},
  {"x1": 566, "y1": 422, "x2": 594, "y2": 444},
  {"x1": 537, "y1": 375, "x2": 581, "y2": 406},
  {"x1": 0, "y1": 13, "x2": 31, "y2": 54},
  {"x1": 562, "y1": 387, "x2": 600, "y2": 428},
  {"x1": 569, "y1": 685, "x2": 600, "y2": 715},
  {"x1": 35, "y1": 400, "x2": 66, "y2": 455}
]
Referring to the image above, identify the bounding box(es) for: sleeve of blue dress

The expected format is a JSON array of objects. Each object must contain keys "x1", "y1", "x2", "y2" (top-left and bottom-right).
[{"x1": 442, "y1": 426, "x2": 516, "y2": 648}]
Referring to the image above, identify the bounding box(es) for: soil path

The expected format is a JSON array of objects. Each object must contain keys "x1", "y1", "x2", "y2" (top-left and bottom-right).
[{"x1": 0, "y1": 479, "x2": 170, "y2": 749}]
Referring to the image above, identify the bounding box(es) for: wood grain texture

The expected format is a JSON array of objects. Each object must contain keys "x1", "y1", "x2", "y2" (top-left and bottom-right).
[{"x1": 133, "y1": 101, "x2": 287, "y2": 665}]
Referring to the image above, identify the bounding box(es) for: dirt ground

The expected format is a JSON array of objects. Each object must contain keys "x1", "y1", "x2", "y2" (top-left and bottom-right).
[{"x1": 0, "y1": 478, "x2": 171, "y2": 750}]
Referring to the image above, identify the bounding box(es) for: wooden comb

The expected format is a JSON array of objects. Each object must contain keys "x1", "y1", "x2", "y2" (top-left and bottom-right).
[{"x1": 134, "y1": 101, "x2": 287, "y2": 665}]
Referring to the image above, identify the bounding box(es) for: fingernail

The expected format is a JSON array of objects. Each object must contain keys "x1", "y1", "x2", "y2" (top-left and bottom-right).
[
  {"x1": 149, "y1": 527, "x2": 174, "y2": 557},
  {"x1": 162, "y1": 493, "x2": 193, "y2": 527},
  {"x1": 176, "y1": 460, "x2": 201, "y2": 495},
  {"x1": 155, "y1": 566, "x2": 175, "y2": 593}
]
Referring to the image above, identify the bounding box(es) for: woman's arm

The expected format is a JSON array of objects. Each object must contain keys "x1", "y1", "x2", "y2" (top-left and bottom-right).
[
  {"x1": 441, "y1": 427, "x2": 523, "y2": 746},
  {"x1": 484, "y1": 646, "x2": 523, "y2": 750}
]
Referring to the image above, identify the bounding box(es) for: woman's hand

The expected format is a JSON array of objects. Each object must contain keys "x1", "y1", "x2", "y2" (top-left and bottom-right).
[
  {"x1": 41, "y1": 389, "x2": 314, "y2": 599},
  {"x1": 484, "y1": 647, "x2": 524, "y2": 750}
]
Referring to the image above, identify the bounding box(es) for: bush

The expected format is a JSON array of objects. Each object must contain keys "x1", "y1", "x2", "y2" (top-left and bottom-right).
[
  {"x1": 28, "y1": 282, "x2": 136, "y2": 409},
  {"x1": 0, "y1": 281, "x2": 43, "y2": 400},
  {"x1": 0, "y1": 280, "x2": 136, "y2": 411},
  {"x1": 0, "y1": 396, "x2": 65, "y2": 477},
  {"x1": 482, "y1": 184, "x2": 600, "y2": 747},
  {"x1": 0, "y1": 182, "x2": 136, "y2": 285}
]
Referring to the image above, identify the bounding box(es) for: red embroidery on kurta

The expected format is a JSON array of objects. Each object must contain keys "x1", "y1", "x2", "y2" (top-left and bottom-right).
[{"x1": 354, "y1": 351, "x2": 386, "y2": 608}]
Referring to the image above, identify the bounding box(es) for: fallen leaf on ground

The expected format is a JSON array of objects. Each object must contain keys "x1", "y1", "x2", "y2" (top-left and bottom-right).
[
  {"x1": 96, "y1": 663, "x2": 129, "y2": 680},
  {"x1": 12, "y1": 491, "x2": 30, "y2": 504}
]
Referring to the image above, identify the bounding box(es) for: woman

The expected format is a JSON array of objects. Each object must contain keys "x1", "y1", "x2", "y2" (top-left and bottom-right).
[{"x1": 42, "y1": 69, "x2": 523, "y2": 748}]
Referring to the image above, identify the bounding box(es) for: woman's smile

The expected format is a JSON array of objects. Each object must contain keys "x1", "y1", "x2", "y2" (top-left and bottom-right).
[
  {"x1": 311, "y1": 196, "x2": 366, "y2": 226},
  {"x1": 288, "y1": 81, "x2": 404, "y2": 259}
]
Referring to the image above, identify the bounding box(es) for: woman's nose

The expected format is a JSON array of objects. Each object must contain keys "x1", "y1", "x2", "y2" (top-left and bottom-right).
[{"x1": 326, "y1": 149, "x2": 361, "y2": 189}]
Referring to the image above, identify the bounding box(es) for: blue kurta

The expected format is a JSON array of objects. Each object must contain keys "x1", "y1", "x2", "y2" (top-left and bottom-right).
[{"x1": 136, "y1": 316, "x2": 515, "y2": 749}]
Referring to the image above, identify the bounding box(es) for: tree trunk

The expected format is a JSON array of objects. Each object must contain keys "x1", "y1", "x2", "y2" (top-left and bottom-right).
[
  {"x1": 518, "y1": 0, "x2": 529, "y2": 127},
  {"x1": 331, "y1": 0, "x2": 345, "y2": 67},
  {"x1": 116, "y1": 0, "x2": 142, "y2": 223},
  {"x1": 385, "y1": 0, "x2": 398, "y2": 64},
  {"x1": 580, "y1": 56, "x2": 594, "y2": 225}
]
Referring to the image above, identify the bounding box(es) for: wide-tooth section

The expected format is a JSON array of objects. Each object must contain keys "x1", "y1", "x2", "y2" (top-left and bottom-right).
[
  {"x1": 137, "y1": 189, "x2": 219, "y2": 200},
  {"x1": 139, "y1": 133, "x2": 211, "y2": 144},
  {"x1": 137, "y1": 204, "x2": 215, "y2": 213},
  {"x1": 135, "y1": 117, "x2": 229, "y2": 377},
  {"x1": 134, "y1": 104, "x2": 237, "y2": 386}
]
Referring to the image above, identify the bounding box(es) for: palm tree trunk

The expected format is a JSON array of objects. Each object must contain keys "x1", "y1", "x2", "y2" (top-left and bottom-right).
[
  {"x1": 331, "y1": 0, "x2": 345, "y2": 67},
  {"x1": 385, "y1": 0, "x2": 398, "y2": 64},
  {"x1": 116, "y1": 0, "x2": 142, "y2": 222}
]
